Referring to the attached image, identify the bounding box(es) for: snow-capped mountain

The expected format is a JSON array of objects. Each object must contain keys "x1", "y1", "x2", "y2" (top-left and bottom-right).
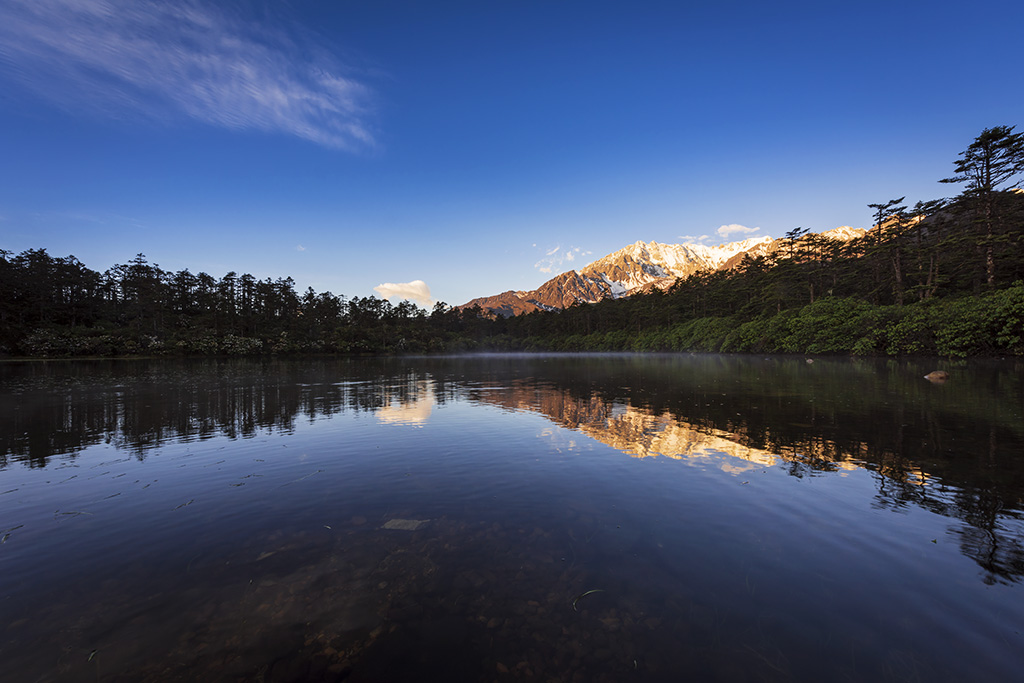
[
  {"x1": 821, "y1": 226, "x2": 866, "y2": 241},
  {"x1": 579, "y1": 237, "x2": 773, "y2": 295},
  {"x1": 460, "y1": 229, "x2": 861, "y2": 317}
]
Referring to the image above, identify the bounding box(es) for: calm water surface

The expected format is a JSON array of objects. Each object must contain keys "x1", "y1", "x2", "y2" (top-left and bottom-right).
[{"x1": 1, "y1": 354, "x2": 1023, "y2": 682}]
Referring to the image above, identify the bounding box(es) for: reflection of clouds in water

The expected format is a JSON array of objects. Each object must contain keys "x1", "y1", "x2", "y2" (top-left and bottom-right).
[
  {"x1": 717, "y1": 457, "x2": 767, "y2": 476},
  {"x1": 377, "y1": 391, "x2": 435, "y2": 427},
  {"x1": 537, "y1": 427, "x2": 583, "y2": 453}
]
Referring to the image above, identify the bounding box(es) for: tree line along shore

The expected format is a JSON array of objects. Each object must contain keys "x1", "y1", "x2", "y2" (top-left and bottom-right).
[{"x1": 3, "y1": 126, "x2": 1023, "y2": 359}]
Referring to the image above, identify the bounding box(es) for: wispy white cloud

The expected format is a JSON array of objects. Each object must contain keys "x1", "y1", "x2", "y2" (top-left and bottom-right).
[
  {"x1": 717, "y1": 224, "x2": 761, "y2": 239},
  {"x1": 535, "y1": 245, "x2": 590, "y2": 274},
  {"x1": 295, "y1": 244, "x2": 306, "y2": 252},
  {"x1": 0, "y1": 0, "x2": 375, "y2": 150},
  {"x1": 374, "y1": 280, "x2": 434, "y2": 307},
  {"x1": 678, "y1": 234, "x2": 711, "y2": 243}
]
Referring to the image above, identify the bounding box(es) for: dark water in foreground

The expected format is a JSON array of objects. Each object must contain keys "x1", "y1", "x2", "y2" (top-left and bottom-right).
[{"x1": 1, "y1": 354, "x2": 1023, "y2": 682}]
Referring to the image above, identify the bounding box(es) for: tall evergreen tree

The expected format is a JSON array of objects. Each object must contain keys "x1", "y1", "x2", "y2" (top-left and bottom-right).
[
  {"x1": 868, "y1": 197, "x2": 908, "y2": 304},
  {"x1": 940, "y1": 126, "x2": 1024, "y2": 286}
]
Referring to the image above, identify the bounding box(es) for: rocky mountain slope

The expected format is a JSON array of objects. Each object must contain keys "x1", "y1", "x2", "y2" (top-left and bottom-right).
[{"x1": 461, "y1": 227, "x2": 866, "y2": 317}]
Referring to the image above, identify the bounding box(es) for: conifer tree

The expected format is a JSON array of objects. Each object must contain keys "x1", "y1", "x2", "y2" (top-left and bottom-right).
[{"x1": 941, "y1": 126, "x2": 1024, "y2": 286}]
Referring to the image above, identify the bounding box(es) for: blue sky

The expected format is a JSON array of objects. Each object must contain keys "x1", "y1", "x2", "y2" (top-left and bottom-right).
[{"x1": 1, "y1": 0, "x2": 1022, "y2": 307}]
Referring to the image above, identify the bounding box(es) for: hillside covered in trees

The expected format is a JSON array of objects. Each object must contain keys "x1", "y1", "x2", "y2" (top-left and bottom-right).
[{"x1": 3, "y1": 126, "x2": 1023, "y2": 359}]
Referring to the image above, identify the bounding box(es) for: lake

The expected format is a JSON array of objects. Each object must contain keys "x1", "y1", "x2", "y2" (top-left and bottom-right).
[{"x1": 1, "y1": 354, "x2": 1023, "y2": 682}]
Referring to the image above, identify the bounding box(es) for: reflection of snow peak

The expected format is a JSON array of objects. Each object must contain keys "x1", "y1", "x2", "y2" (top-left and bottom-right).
[
  {"x1": 568, "y1": 403, "x2": 780, "y2": 473},
  {"x1": 473, "y1": 387, "x2": 863, "y2": 477},
  {"x1": 377, "y1": 392, "x2": 434, "y2": 426}
]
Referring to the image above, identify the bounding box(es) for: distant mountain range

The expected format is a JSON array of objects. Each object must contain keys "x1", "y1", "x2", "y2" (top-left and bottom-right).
[{"x1": 460, "y1": 227, "x2": 866, "y2": 317}]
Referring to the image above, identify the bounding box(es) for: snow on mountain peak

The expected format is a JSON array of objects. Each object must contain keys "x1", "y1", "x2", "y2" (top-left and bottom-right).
[
  {"x1": 462, "y1": 228, "x2": 861, "y2": 316},
  {"x1": 821, "y1": 226, "x2": 867, "y2": 241},
  {"x1": 593, "y1": 236, "x2": 773, "y2": 280}
]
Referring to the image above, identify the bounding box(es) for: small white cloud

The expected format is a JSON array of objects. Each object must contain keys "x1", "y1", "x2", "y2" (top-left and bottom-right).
[
  {"x1": 374, "y1": 280, "x2": 434, "y2": 306},
  {"x1": 717, "y1": 224, "x2": 761, "y2": 238},
  {"x1": 534, "y1": 244, "x2": 589, "y2": 274},
  {"x1": 678, "y1": 235, "x2": 711, "y2": 243},
  {"x1": 296, "y1": 244, "x2": 306, "y2": 251}
]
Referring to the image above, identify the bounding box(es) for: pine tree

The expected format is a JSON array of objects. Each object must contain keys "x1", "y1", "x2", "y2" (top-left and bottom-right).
[{"x1": 941, "y1": 126, "x2": 1024, "y2": 286}]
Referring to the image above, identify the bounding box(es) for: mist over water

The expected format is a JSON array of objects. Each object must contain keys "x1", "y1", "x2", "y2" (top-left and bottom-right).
[{"x1": 2, "y1": 355, "x2": 1023, "y2": 682}]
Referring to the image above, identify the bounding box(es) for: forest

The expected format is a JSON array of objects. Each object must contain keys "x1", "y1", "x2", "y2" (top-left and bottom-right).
[{"x1": 2, "y1": 125, "x2": 1023, "y2": 359}]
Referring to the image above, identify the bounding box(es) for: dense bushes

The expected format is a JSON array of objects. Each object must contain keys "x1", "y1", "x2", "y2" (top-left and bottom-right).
[{"x1": 507, "y1": 285, "x2": 1024, "y2": 357}]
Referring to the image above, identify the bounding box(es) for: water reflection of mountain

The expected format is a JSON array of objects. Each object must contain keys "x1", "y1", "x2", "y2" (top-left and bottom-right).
[
  {"x1": 2, "y1": 355, "x2": 1023, "y2": 583},
  {"x1": 459, "y1": 355, "x2": 1024, "y2": 585},
  {"x1": 473, "y1": 388, "x2": 822, "y2": 471}
]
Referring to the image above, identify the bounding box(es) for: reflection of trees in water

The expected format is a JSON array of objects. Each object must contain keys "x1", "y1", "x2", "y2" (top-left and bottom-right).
[
  {"x1": 2, "y1": 355, "x2": 1023, "y2": 583},
  {"x1": 867, "y1": 470, "x2": 1024, "y2": 584},
  {"x1": 457, "y1": 355, "x2": 1024, "y2": 584},
  {"x1": 0, "y1": 359, "x2": 441, "y2": 467},
  {"x1": 954, "y1": 521, "x2": 1024, "y2": 586}
]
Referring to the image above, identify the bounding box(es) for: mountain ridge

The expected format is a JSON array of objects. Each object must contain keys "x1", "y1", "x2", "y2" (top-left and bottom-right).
[{"x1": 460, "y1": 228, "x2": 866, "y2": 317}]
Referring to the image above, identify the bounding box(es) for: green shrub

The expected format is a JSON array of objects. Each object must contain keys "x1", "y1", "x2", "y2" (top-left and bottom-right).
[
  {"x1": 721, "y1": 317, "x2": 770, "y2": 353},
  {"x1": 782, "y1": 298, "x2": 877, "y2": 354},
  {"x1": 883, "y1": 306, "x2": 935, "y2": 355},
  {"x1": 994, "y1": 281, "x2": 1024, "y2": 354},
  {"x1": 934, "y1": 297, "x2": 997, "y2": 357}
]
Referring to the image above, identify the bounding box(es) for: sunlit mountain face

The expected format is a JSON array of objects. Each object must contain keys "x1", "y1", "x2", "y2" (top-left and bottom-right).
[{"x1": 460, "y1": 228, "x2": 866, "y2": 317}]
